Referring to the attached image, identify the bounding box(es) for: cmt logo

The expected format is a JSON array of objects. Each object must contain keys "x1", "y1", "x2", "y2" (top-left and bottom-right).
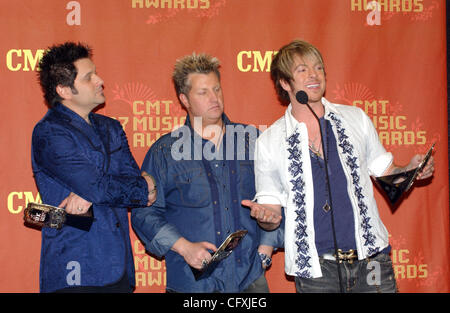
[
  {"x1": 6, "y1": 49, "x2": 44, "y2": 71},
  {"x1": 7, "y1": 191, "x2": 41, "y2": 214},
  {"x1": 237, "y1": 51, "x2": 277, "y2": 73}
]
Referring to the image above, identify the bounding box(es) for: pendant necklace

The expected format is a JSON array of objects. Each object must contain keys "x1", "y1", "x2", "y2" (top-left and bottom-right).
[{"x1": 310, "y1": 119, "x2": 331, "y2": 213}]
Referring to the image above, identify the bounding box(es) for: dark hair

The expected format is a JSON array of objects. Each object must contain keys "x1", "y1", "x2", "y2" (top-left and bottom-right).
[{"x1": 38, "y1": 42, "x2": 92, "y2": 107}]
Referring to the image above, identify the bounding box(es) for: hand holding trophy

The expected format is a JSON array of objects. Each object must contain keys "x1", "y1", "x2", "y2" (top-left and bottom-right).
[{"x1": 374, "y1": 143, "x2": 435, "y2": 208}]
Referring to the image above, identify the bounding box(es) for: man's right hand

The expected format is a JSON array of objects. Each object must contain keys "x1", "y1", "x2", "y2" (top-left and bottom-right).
[
  {"x1": 172, "y1": 237, "x2": 218, "y2": 270},
  {"x1": 241, "y1": 200, "x2": 282, "y2": 231}
]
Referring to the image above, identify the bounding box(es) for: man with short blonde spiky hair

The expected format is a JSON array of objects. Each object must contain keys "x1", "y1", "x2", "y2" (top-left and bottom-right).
[
  {"x1": 172, "y1": 53, "x2": 221, "y2": 98},
  {"x1": 132, "y1": 52, "x2": 280, "y2": 293}
]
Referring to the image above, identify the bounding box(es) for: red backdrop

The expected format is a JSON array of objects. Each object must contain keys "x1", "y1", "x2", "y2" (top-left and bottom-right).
[{"x1": 0, "y1": 0, "x2": 448, "y2": 293}]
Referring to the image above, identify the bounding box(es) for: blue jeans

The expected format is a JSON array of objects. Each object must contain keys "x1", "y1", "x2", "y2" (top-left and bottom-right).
[
  {"x1": 295, "y1": 253, "x2": 397, "y2": 293},
  {"x1": 242, "y1": 274, "x2": 270, "y2": 293}
]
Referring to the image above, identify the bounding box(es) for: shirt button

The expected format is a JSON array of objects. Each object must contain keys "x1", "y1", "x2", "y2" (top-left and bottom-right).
[
  {"x1": 217, "y1": 231, "x2": 221, "y2": 235},
  {"x1": 116, "y1": 222, "x2": 120, "y2": 228}
]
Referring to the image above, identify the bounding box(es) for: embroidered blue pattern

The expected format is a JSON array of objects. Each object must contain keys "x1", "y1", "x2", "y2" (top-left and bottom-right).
[
  {"x1": 328, "y1": 112, "x2": 379, "y2": 255},
  {"x1": 286, "y1": 130, "x2": 312, "y2": 278}
]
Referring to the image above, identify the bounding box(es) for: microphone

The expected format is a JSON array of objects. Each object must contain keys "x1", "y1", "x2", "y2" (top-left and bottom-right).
[
  {"x1": 296, "y1": 90, "x2": 309, "y2": 105},
  {"x1": 295, "y1": 90, "x2": 344, "y2": 293}
]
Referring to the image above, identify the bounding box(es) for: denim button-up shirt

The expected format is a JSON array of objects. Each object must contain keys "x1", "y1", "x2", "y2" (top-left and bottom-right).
[{"x1": 131, "y1": 114, "x2": 281, "y2": 292}]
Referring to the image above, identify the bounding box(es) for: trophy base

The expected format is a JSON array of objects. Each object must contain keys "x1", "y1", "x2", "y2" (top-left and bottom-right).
[{"x1": 24, "y1": 202, "x2": 94, "y2": 231}]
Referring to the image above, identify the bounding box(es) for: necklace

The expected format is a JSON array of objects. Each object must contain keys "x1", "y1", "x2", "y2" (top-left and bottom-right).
[
  {"x1": 310, "y1": 119, "x2": 331, "y2": 213},
  {"x1": 309, "y1": 138, "x2": 322, "y2": 158}
]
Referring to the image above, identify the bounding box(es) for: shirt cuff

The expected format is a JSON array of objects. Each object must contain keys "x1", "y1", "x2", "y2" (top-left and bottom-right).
[
  {"x1": 368, "y1": 152, "x2": 393, "y2": 177},
  {"x1": 260, "y1": 226, "x2": 284, "y2": 248},
  {"x1": 148, "y1": 224, "x2": 182, "y2": 257},
  {"x1": 254, "y1": 193, "x2": 284, "y2": 207}
]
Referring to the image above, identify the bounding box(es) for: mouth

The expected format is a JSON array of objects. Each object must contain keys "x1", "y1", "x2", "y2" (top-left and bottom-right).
[
  {"x1": 305, "y1": 83, "x2": 321, "y2": 89},
  {"x1": 209, "y1": 104, "x2": 221, "y2": 111}
]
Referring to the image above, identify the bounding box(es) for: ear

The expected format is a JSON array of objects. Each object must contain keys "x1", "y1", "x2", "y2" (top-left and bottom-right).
[
  {"x1": 56, "y1": 85, "x2": 73, "y2": 100},
  {"x1": 279, "y1": 79, "x2": 292, "y2": 93},
  {"x1": 179, "y1": 93, "x2": 190, "y2": 109}
]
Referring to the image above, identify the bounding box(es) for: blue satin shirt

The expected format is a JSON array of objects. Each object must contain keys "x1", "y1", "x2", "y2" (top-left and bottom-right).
[{"x1": 32, "y1": 103, "x2": 149, "y2": 292}]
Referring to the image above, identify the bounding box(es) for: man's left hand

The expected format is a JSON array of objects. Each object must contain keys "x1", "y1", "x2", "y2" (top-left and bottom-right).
[
  {"x1": 409, "y1": 154, "x2": 435, "y2": 180},
  {"x1": 58, "y1": 192, "x2": 92, "y2": 215}
]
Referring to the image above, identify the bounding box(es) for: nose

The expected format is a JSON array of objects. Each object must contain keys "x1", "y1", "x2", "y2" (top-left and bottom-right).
[
  {"x1": 210, "y1": 89, "x2": 220, "y2": 102},
  {"x1": 93, "y1": 73, "x2": 104, "y2": 86},
  {"x1": 308, "y1": 68, "x2": 318, "y2": 78}
]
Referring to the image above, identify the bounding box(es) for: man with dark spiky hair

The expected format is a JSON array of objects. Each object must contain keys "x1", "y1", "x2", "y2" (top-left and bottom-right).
[{"x1": 32, "y1": 42, "x2": 157, "y2": 293}]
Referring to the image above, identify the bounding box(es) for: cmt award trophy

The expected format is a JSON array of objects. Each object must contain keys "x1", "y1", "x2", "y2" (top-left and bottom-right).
[
  {"x1": 24, "y1": 202, "x2": 94, "y2": 231},
  {"x1": 374, "y1": 143, "x2": 435, "y2": 208},
  {"x1": 190, "y1": 230, "x2": 248, "y2": 280}
]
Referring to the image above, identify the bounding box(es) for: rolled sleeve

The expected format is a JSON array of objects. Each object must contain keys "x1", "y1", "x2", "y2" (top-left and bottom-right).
[
  {"x1": 259, "y1": 222, "x2": 284, "y2": 248},
  {"x1": 254, "y1": 134, "x2": 287, "y2": 207},
  {"x1": 359, "y1": 109, "x2": 394, "y2": 177},
  {"x1": 368, "y1": 152, "x2": 393, "y2": 177},
  {"x1": 131, "y1": 141, "x2": 183, "y2": 258},
  {"x1": 148, "y1": 224, "x2": 182, "y2": 257}
]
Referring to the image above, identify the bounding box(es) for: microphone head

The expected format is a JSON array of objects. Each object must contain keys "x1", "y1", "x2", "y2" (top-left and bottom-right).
[{"x1": 296, "y1": 90, "x2": 309, "y2": 104}]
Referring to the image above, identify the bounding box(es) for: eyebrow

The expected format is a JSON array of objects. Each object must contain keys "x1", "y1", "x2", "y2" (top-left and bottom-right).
[
  {"x1": 293, "y1": 61, "x2": 322, "y2": 71},
  {"x1": 81, "y1": 66, "x2": 96, "y2": 79}
]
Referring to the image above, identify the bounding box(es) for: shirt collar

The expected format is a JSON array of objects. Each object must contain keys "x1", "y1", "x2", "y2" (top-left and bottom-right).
[
  {"x1": 184, "y1": 112, "x2": 232, "y2": 141},
  {"x1": 284, "y1": 97, "x2": 339, "y2": 138},
  {"x1": 53, "y1": 102, "x2": 95, "y2": 125}
]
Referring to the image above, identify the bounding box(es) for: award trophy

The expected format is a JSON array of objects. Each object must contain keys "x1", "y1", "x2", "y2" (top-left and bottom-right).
[
  {"x1": 190, "y1": 229, "x2": 248, "y2": 280},
  {"x1": 374, "y1": 143, "x2": 434, "y2": 208},
  {"x1": 24, "y1": 202, "x2": 94, "y2": 231}
]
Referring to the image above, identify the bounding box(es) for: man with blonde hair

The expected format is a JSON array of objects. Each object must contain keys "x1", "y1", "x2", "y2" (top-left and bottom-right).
[
  {"x1": 132, "y1": 53, "x2": 280, "y2": 292},
  {"x1": 244, "y1": 39, "x2": 434, "y2": 293}
]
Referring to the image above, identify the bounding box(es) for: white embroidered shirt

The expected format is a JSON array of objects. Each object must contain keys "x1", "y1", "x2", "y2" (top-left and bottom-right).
[{"x1": 254, "y1": 98, "x2": 392, "y2": 278}]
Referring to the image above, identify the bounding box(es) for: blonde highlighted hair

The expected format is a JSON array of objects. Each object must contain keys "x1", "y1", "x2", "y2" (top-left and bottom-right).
[
  {"x1": 270, "y1": 40, "x2": 325, "y2": 103},
  {"x1": 172, "y1": 52, "x2": 221, "y2": 97}
]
